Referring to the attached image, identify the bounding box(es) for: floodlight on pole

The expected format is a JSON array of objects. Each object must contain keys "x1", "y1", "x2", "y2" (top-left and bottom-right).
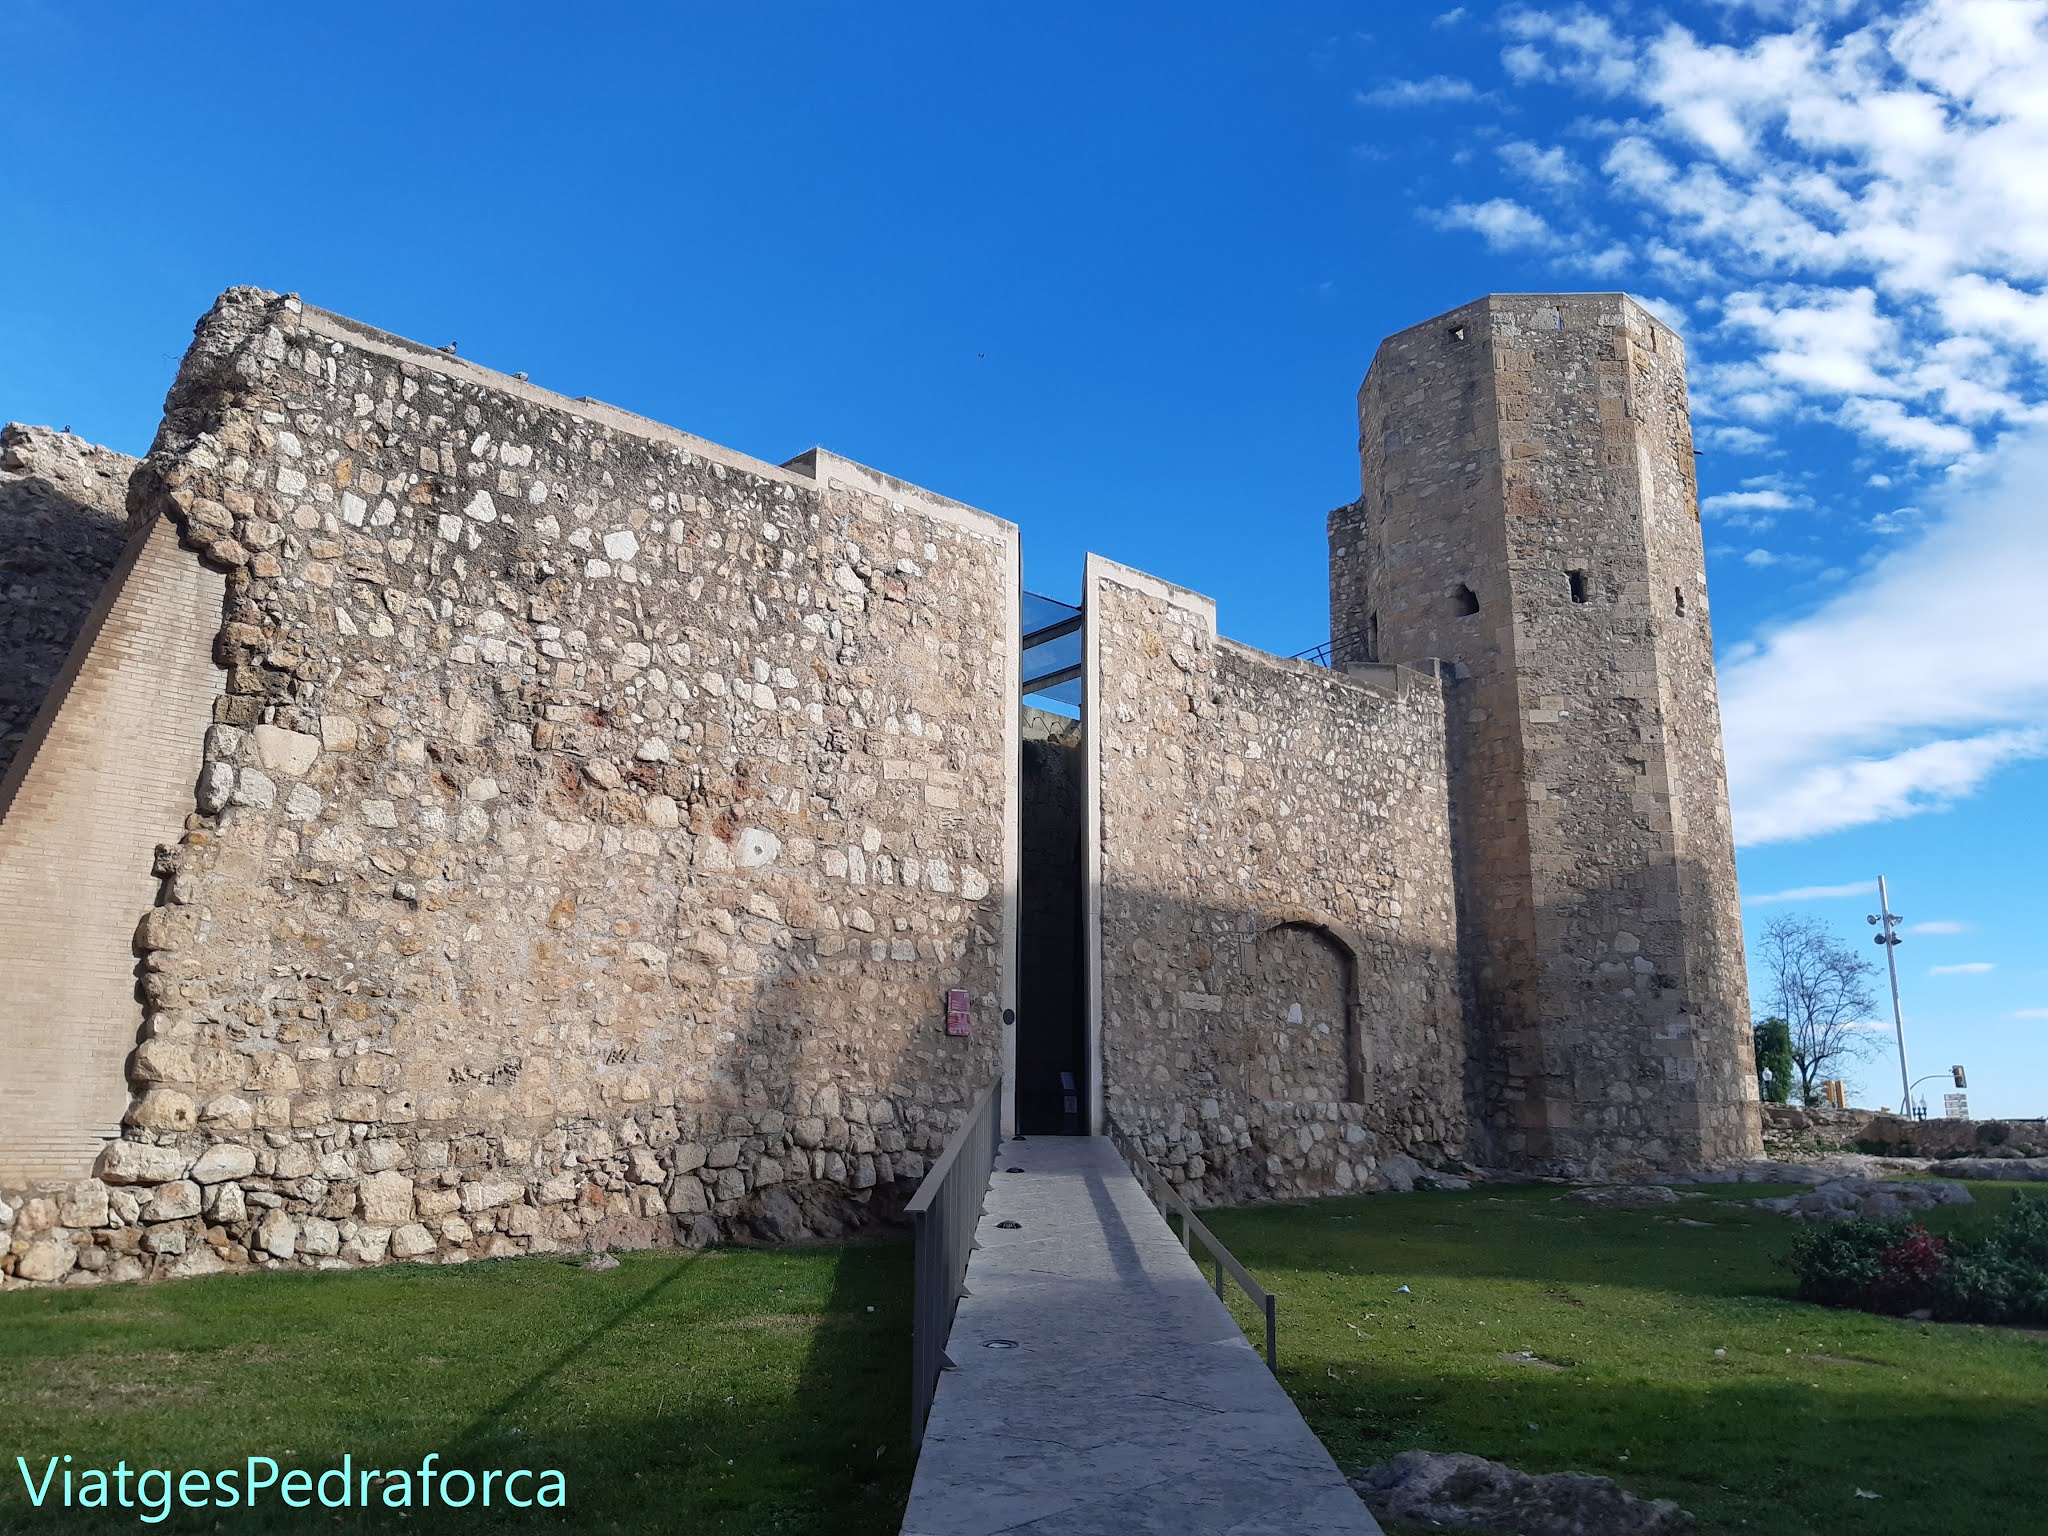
[{"x1": 1867, "y1": 875, "x2": 1910, "y2": 1115}]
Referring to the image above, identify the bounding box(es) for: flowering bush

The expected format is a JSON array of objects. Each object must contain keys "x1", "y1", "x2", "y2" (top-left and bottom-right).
[
  {"x1": 1784, "y1": 1194, "x2": 2048, "y2": 1325},
  {"x1": 1785, "y1": 1220, "x2": 1943, "y2": 1314}
]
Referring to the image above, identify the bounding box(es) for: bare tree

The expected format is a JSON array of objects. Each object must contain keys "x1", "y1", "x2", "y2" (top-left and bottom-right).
[{"x1": 1754, "y1": 915, "x2": 1881, "y2": 1105}]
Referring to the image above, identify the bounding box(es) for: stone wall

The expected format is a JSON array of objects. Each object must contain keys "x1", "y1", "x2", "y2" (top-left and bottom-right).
[
  {"x1": 1087, "y1": 557, "x2": 1464, "y2": 1204},
  {"x1": 1760, "y1": 1104, "x2": 2048, "y2": 1160},
  {"x1": 0, "y1": 513, "x2": 226, "y2": 1189},
  {"x1": 1338, "y1": 294, "x2": 1759, "y2": 1177},
  {"x1": 0, "y1": 424, "x2": 138, "y2": 777},
  {"x1": 1, "y1": 287, "x2": 1019, "y2": 1285}
]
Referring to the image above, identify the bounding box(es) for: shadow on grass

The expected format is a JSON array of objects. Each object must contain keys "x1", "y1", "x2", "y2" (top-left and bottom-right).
[
  {"x1": 0, "y1": 1240, "x2": 916, "y2": 1536},
  {"x1": 1292, "y1": 1352, "x2": 2045, "y2": 1536},
  {"x1": 1200, "y1": 1184, "x2": 2048, "y2": 1536}
]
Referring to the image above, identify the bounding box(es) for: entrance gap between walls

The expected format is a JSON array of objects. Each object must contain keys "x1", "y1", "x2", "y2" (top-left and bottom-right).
[{"x1": 1016, "y1": 592, "x2": 1088, "y2": 1135}]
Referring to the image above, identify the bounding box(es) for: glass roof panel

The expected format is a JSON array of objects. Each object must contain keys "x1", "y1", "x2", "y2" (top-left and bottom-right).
[
  {"x1": 1021, "y1": 625, "x2": 1082, "y2": 691},
  {"x1": 1022, "y1": 590, "x2": 1081, "y2": 639}
]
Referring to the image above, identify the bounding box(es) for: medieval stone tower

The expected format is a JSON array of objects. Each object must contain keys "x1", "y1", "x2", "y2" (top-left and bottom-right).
[{"x1": 1331, "y1": 293, "x2": 1758, "y2": 1175}]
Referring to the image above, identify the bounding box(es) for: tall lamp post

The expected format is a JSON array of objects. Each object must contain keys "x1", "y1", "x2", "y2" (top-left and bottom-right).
[{"x1": 1868, "y1": 876, "x2": 1910, "y2": 1114}]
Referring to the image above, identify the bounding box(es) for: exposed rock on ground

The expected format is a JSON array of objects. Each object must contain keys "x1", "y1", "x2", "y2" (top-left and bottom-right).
[
  {"x1": 1369, "y1": 1153, "x2": 1473, "y2": 1193},
  {"x1": 1569, "y1": 1185, "x2": 1681, "y2": 1208},
  {"x1": 1351, "y1": 1450, "x2": 1694, "y2": 1535},
  {"x1": 1750, "y1": 1177, "x2": 1971, "y2": 1222},
  {"x1": 1930, "y1": 1157, "x2": 2048, "y2": 1181},
  {"x1": 1682, "y1": 1155, "x2": 1932, "y2": 1185}
]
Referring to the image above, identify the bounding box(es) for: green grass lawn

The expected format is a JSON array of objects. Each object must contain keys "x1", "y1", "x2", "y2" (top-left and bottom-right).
[
  {"x1": 0, "y1": 1241, "x2": 915, "y2": 1534},
  {"x1": 1204, "y1": 1181, "x2": 2048, "y2": 1536},
  {"x1": 9, "y1": 1183, "x2": 2043, "y2": 1536}
]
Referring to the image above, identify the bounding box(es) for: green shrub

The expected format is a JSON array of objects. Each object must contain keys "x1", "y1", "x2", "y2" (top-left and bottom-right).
[
  {"x1": 1786, "y1": 1195, "x2": 2048, "y2": 1325},
  {"x1": 1785, "y1": 1219, "x2": 1942, "y2": 1314},
  {"x1": 1934, "y1": 1193, "x2": 2048, "y2": 1325}
]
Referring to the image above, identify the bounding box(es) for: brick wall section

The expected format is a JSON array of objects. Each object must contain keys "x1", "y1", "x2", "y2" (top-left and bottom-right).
[
  {"x1": 0, "y1": 424, "x2": 139, "y2": 778},
  {"x1": 0, "y1": 513, "x2": 226, "y2": 1184},
  {"x1": 0, "y1": 287, "x2": 1018, "y2": 1286},
  {"x1": 1088, "y1": 557, "x2": 1464, "y2": 1204},
  {"x1": 1339, "y1": 294, "x2": 1759, "y2": 1176}
]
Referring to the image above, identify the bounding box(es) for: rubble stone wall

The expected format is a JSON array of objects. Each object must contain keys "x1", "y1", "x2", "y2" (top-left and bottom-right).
[
  {"x1": 1088, "y1": 557, "x2": 1464, "y2": 1204},
  {"x1": 2, "y1": 288, "x2": 1018, "y2": 1286},
  {"x1": 1341, "y1": 294, "x2": 1759, "y2": 1177},
  {"x1": 0, "y1": 424, "x2": 140, "y2": 777},
  {"x1": 1761, "y1": 1104, "x2": 2048, "y2": 1160}
]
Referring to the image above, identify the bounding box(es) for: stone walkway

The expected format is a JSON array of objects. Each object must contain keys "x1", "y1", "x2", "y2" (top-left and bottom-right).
[{"x1": 900, "y1": 1135, "x2": 1380, "y2": 1535}]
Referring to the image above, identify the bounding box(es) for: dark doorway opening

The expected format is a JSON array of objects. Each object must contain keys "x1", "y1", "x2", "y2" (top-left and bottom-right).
[{"x1": 1017, "y1": 592, "x2": 1088, "y2": 1134}]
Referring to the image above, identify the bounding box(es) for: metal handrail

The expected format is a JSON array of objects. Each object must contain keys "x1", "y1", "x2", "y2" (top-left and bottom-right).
[
  {"x1": 1105, "y1": 1115, "x2": 1277, "y2": 1375},
  {"x1": 906, "y1": 1076, "x2": 1003, "y2": 1446}
]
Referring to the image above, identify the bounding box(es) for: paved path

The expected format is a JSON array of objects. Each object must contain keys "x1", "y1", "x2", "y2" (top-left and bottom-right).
[{"x1": 900, "y1": 1135, "x2": 1380, "y2": 1535}]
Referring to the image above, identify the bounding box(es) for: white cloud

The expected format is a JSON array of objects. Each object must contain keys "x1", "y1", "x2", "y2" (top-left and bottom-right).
[
  {"x1": 1496, "y1": 2, "x2": 2048, "y2": 465},
  {"x1": 2015, "y1": 1008, "x2": 2048, "y2": 1020},
  {"x1": 1434, "y1": 7, "x2": 1468, "y2": 26},
  {"x1": 1905, "y1": 919, "x2": 1967, "y2": 934},
  {"x1": 1462, "y1": 3, "x2": 2048, "y2": 842},
  {"x1": 1499, "y1": 140, "x2": 1582, "y2": 189},
  {"x1": 1744, "y1": 881, "x2": 1874, "y2": 904},
  {"x1": 1930, "y1": 962, "x2": 1995, "y2": 975},
  {"x1": 1719, "y1": 427, "x2": 2048, "y2": 842},
  {"x1": 1356, "y1": 75, "x2": 1489, "y2": 107},
  {"x1": 1703, "y1": 487, "x2": 1797, "y2": 528},
  {"x1": 1700, "y1": 423, "x2": 1774, "y2": 454},
  {"x1": 1429, "y1": 198, "x2": 1556, "y2": 250}
]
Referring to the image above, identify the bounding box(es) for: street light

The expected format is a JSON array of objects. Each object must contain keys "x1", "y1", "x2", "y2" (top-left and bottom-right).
[
  {"x1": 1867, "y1": 876, "x2": 1910, "y2": 1116},
  {"x1": 1907, "y1": 1066, "x2": 1969, "y2": 1120}
]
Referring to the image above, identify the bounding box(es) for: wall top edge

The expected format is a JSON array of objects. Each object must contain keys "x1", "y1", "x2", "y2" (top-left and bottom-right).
[
  {"x1": 291, "y1": 300, "x2": 1012, "y2": 544},
  {"x1": 1084, "y1": 552, "x2": 1219, "y2": 627},
  {"x1": 1360, "y1": 292, "x2": 1679, "y2": 384}
]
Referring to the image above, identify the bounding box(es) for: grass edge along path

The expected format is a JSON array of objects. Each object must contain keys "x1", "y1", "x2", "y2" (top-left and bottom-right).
[
  {"x1": 1204, "y1": 1180, "x2": 2048, "y2": 1536},
  {"x1": 0, "y1": 1239, "x2": 915, "y2": 1534}
]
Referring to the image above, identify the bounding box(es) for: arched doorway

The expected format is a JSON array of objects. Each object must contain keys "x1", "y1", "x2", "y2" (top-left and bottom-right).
[{"x1": 1254, "y1": 920, "x2": 1364, "y2": 1105}]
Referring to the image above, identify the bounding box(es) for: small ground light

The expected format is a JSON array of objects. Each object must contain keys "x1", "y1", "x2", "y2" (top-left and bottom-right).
[
  {"x1": 984, "y1": 1339, "x2": 1020, "y2": 1350},
  {"x1": 996, "y1": 1220, "x2": 1022, "y2": 1229}
]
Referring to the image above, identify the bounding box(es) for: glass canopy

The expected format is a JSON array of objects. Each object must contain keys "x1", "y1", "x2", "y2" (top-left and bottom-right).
[{"x1": 1022, "y1": 591, "x2": 1083, "y2": 710}]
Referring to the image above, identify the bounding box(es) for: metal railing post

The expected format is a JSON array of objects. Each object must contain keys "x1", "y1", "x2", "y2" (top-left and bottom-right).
[{"x1": 907, "y1": 1076, "x2": 1003, "y2": 1446}]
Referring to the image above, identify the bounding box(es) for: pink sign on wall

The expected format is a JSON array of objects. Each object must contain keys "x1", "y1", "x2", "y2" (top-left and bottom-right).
[{"x1": 945, "y1": 988, "x2": 971, "y2": 1037}]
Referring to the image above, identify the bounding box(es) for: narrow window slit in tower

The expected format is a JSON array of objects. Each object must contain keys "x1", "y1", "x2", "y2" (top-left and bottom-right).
[
  {"x1": 1367, "y1": 612, "x2": 1380, "y2": 662},
  {"x1": 1448, "y1": 324, "x2": 1466, "y2": 342},
  {"x1": 1454, "y1": 584, "x2": 1479, "y2": 617},
  {"x1": 1568, "y1": 570, "x2": 1589, "y2": 604},
  {"x1": 1675, "y1": 586, "x2": 1687, "y2": 616}
]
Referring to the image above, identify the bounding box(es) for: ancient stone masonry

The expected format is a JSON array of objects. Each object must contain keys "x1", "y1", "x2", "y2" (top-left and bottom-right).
[
  {"x1": 1088, "y1": 558, "x2": 1464, "y2": 1203},
  {"x1": 0, "y1": 425, "x2": 138, "y2": 778},
  {"x1": 0, "y1": 287, "x2": 1762, "y2": 1287},
  {"x1": 1334, "y1": 294, "x2": 1759, "y2": 1175},
  {"x1": 1, "y1": 288, "x2": 1017, "y2": 1283}
]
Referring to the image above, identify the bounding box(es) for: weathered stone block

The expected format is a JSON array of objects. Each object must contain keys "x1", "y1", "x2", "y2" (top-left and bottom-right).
[
  {"x1": 190, "y1": 1144, "x2": 258, "y2": 1184},
  {"x1": 145, "y1": 1181, "x2": 202, "y2": 1221},
  {"x1": 389, "y1": 1223, "x2": 435, "y2": 1260},
  {"x1": 256, "y1": 1210, "x2": 297, "y2": 1259},
  {"x1": 357, "y1": 1170, "x2": 415, "y2": 1226},
  {"x1": 57, "y1": 1180, "x2": 109, "y2": 1229},
  {"x1": 16, "y1": 1238, "x2": 76, "y2": 1283}
]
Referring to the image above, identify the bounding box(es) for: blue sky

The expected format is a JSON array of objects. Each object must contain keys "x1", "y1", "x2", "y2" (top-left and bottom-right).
[{"x1": 2, "y1": 1, "x2": 2041, "y2": 1115}]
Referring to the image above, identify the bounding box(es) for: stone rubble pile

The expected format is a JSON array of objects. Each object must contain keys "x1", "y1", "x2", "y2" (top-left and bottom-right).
[
  {"x1": 1749, "y1": 1177, "x2": 1972, "y2": 1222},
  {"x1": 1351, "y1": 1450, "x2": 1694, "y2": 1535},
  {"x1": 1929, "y1": 1157, "x2": 2048, "y2": 1182}
]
